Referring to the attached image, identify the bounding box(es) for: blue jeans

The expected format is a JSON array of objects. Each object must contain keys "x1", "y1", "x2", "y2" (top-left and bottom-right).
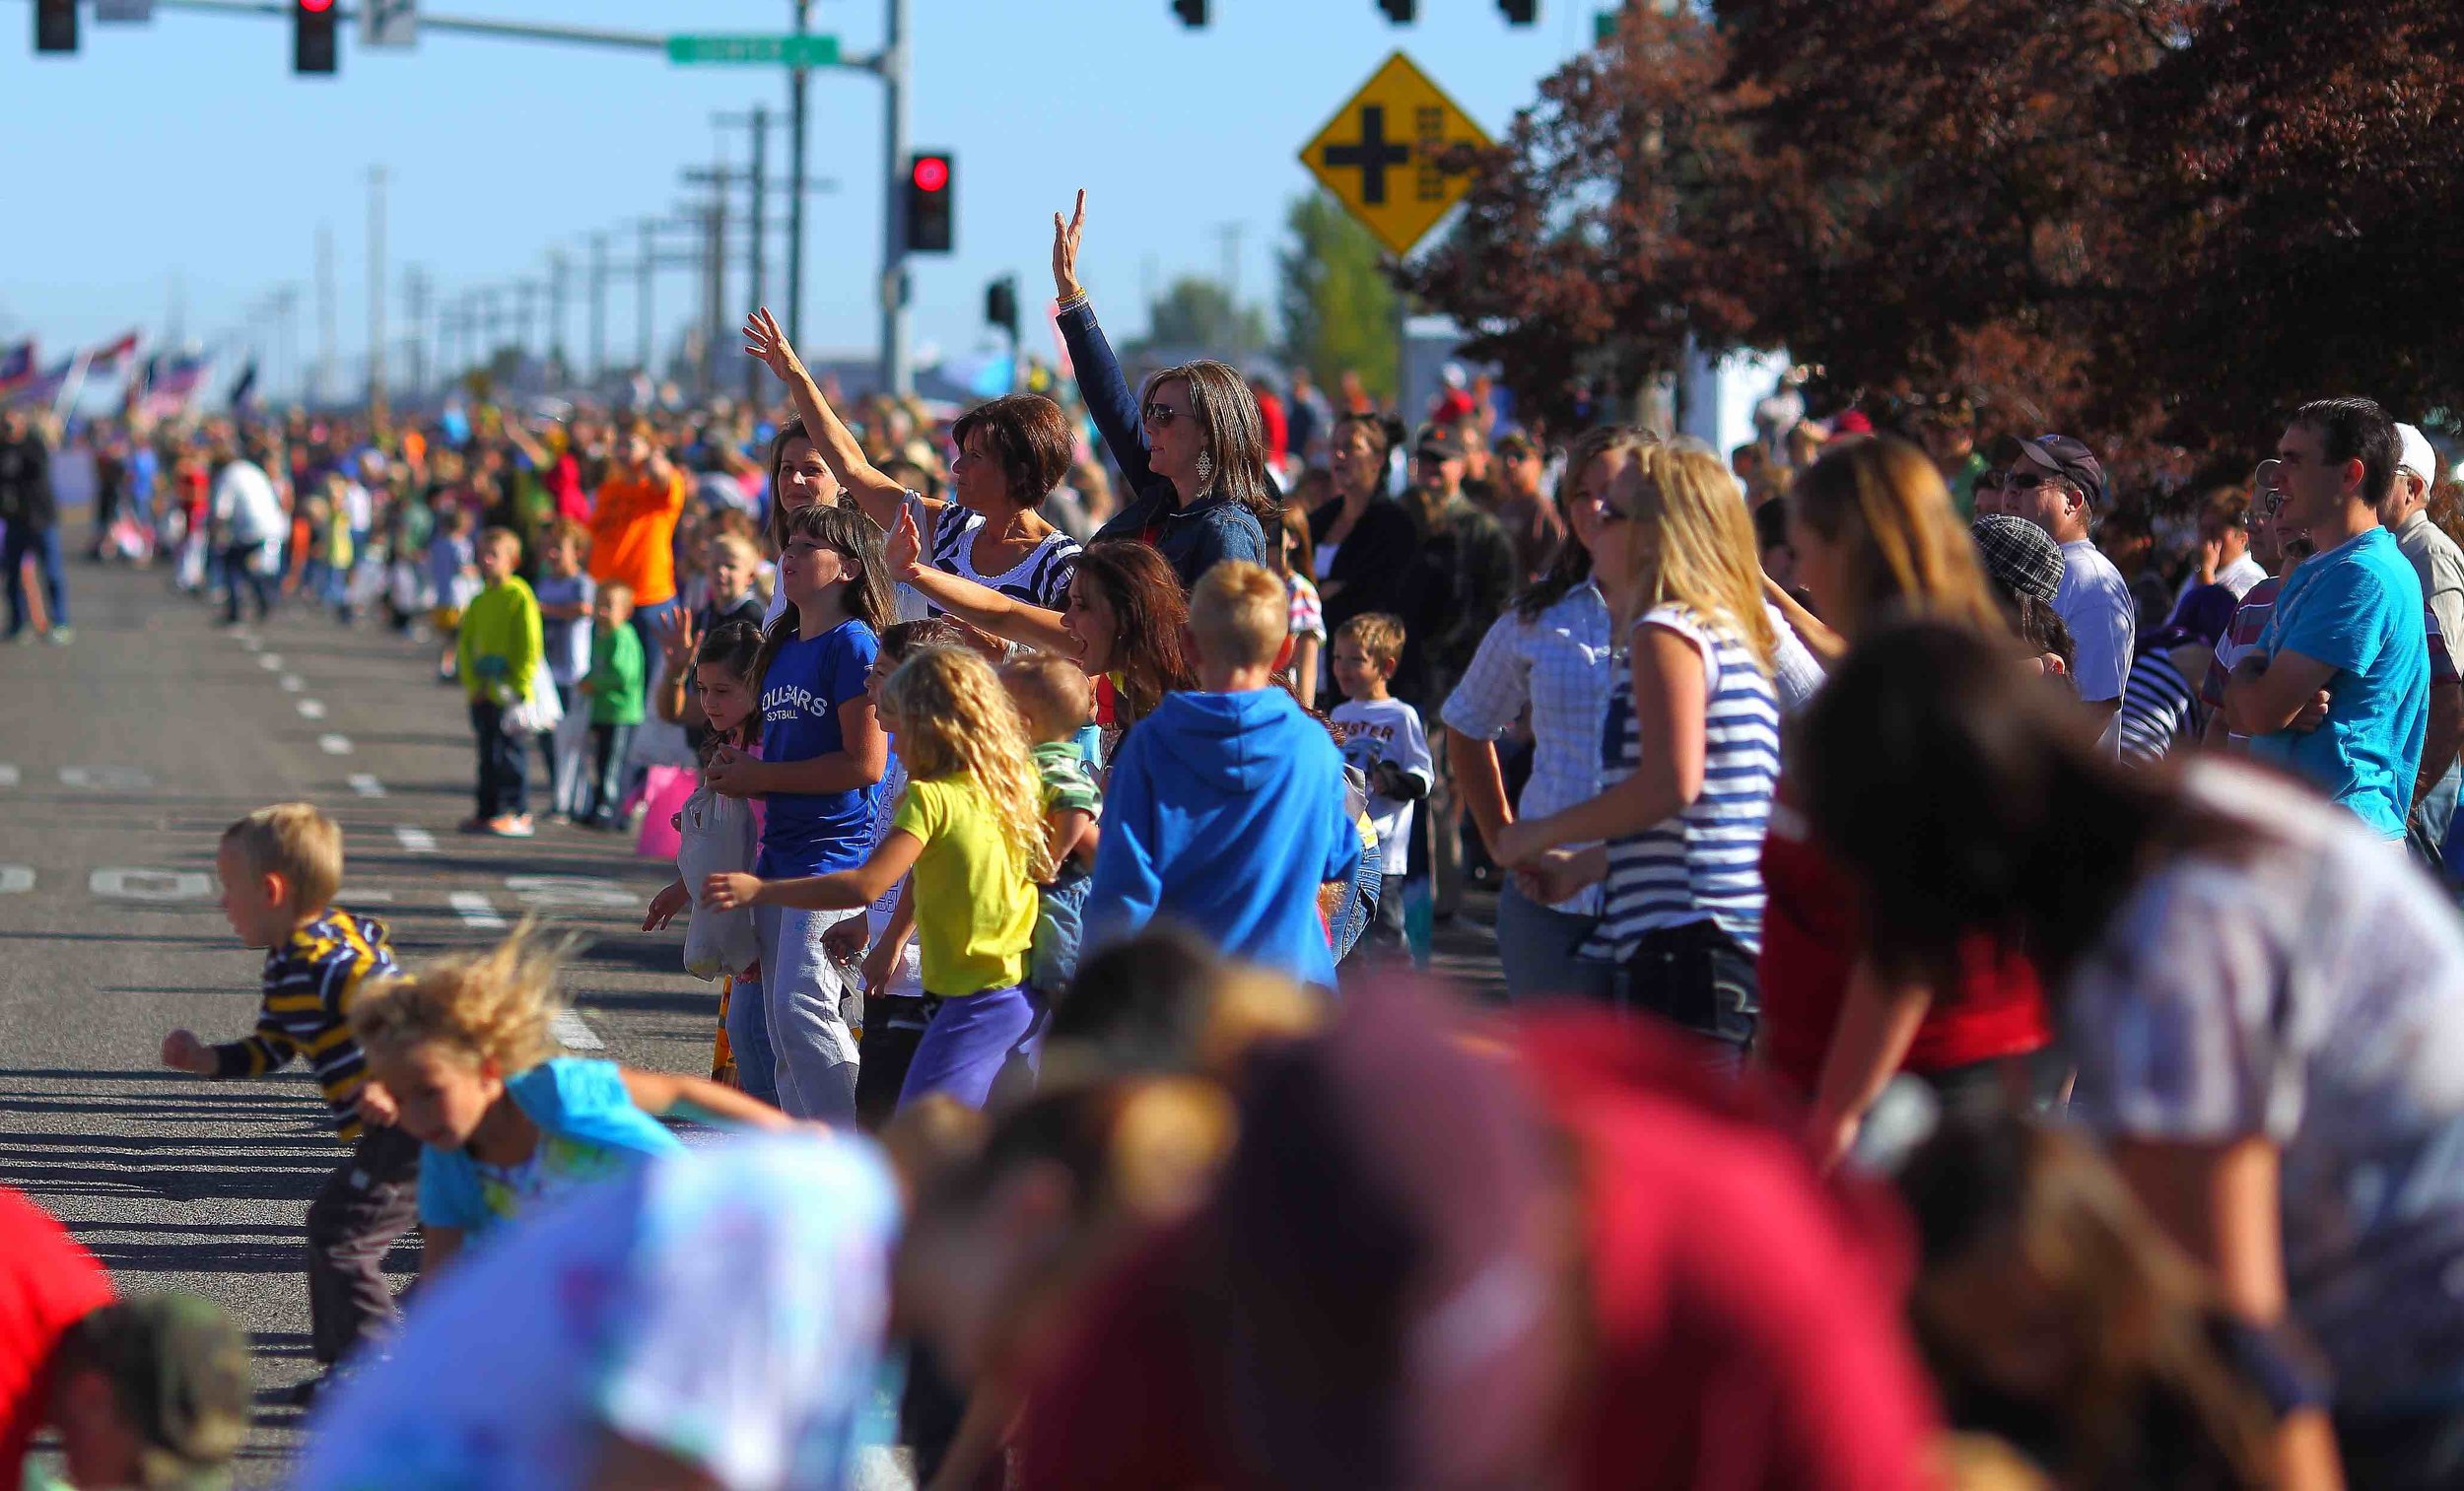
[
  {"x1": 752, "y1": 901, "x2": 860, "y2": 1124},
  {"x1": 898, "y1": 984, "x2": 1044, "y2": 1112},
  {"x1": 725, "y1": 968, "x2": 781, "y2": 1109},
  {"x1": 467, "y1": 701, "x2": 528, "y2": 819},
  {"x1": 4, "y1": 523, "x2": 67, "y2": 635},
  {"x1": 2421, "y1": 760, "x2": 2464, "y2": 885},
  {"x1": 1494, "y1": 882, "x2": 1617, "y2": 1003}
]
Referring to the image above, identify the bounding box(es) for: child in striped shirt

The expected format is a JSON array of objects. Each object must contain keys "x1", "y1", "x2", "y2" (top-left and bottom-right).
[{"x1": 159, "y1": 803, "x2": 411, "y2": 1404}]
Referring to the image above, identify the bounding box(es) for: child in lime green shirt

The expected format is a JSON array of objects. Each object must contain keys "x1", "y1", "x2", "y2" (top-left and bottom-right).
[
  {"x1": 456, "y1": 527, "x2": 543, "y2": 837},
  {"x1": 705, "y1": 646, "x2": 1052, "y2": 1110}
]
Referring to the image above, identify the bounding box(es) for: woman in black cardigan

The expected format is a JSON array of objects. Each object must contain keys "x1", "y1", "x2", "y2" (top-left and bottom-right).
[{"x1": 1307, "y1": 410, "x2": 1420, "y2": 643}]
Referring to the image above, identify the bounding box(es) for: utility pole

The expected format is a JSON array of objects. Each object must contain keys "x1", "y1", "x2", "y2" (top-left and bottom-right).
[
  {"x1": 639, "y1": 218, "x2": 656, "y2": 375},
  {"x1": 747, "y1": 102, "x2": 769, "y2": 403},
  {"x1": 547, "y1": 249, "x2": 571, "y2": 384},
  {"x1": 787, "y1": 0, "x2": 812, "y2": 343},
  {"x1": 404, "y1": 266, "x2": 430, "y2": 402},
  {"x1": 589, "y1": 232, "x2": 609, "y2": 384},
  {"x1": 315, "y1": 224, "x2": 337, "y2": 408},
  {"x1": 878, "y1": 0, "x2": 912, "y2": 394},
  {"x1": 368, "y1": 166, "x2": 388, "y2": 421},
  {"x1": 513, "y1": 280, "x2": 538, "y2": 364}
]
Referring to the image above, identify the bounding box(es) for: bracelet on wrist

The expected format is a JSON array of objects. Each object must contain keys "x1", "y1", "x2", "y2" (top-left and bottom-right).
[{"x1": 1056, "y1": 287, "x2": 1088, "y2": 310}]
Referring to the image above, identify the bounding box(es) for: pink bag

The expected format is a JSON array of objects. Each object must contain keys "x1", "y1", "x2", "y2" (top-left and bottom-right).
[{"x1": 633, "y1": 764, "x2": 698, "y2": 861}]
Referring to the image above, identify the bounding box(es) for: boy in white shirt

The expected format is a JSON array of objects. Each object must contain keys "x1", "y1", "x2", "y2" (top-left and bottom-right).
[{"x1": 1329, "y1": 613, "x2": 1435, "y2": 952}]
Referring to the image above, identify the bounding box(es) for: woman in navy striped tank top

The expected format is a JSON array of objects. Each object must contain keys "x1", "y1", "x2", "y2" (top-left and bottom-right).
[{"x1": 1495, "y1": 442, "x2": 1781, "y2": 1067}]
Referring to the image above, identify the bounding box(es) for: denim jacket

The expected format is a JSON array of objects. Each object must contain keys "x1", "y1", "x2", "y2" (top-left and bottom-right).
[{"x1": 1058, "y1": 296, "x2": 1267, "y2": 588}]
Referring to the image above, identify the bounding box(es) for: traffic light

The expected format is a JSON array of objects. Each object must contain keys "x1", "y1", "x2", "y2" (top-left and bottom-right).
[
  {"x1": 904, "y1": 152, "x2": 954, "y2": 255},
  {"x1": 1171, "y1": 0, "x2": 1207, "y2": 25},
  {"x1": 295, "y1": 0, "x2": 338, "y2": 74},
  {"x1": 986, "y1": 276, "x2": 1019, "y2": 341},
  {"x1": 1499, "y1": 0, "x2": 1539, "y2": 22},
  {"x1": 1378, "y1": 0, "x2": 1416, "y2": 21},
  {"x1": 34, "y1": 0, "x2": 76, "y2": 53}
]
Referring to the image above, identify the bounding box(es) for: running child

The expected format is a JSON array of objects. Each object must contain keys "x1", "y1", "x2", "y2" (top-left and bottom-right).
[
  {"x1": 704, "y1": 503, "x2": 891, "y2": 1123},
  {"x1": 158, "y1": 804, "x2": 408, "y2": 1404},
  {"x1": 349, "y1": 926, "x2": 793, "y2": 1277},
  {"x1": 708, "y1": 644, "x2": 1054, "y2": 1112},
  {"x1": 456, "y1": 526, "x2": 543, "y2": 838},
  {"x1": 818, "y1": 616, "x2": 964, "y2": 1130},
  {"x1": 643, "y1": 620, "x2": 774, "y2": 1104},
  {"x1": 999, "y1": 653, "x2": 1103, "y2": 1002},
  {"x1": 579, "y1": 581, "x2": 647, "y2": 830},
  {"x1": 1328, "y1": 612, "x2": 1434, "y2": 953}
]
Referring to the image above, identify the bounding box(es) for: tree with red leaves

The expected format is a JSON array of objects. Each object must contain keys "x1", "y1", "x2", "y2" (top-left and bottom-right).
[{"x1": 1408, "y1": 0, "x2": 2464, "y2": 485}]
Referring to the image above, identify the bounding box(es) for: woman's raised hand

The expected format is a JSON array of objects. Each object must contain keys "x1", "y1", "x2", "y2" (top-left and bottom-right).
[
  {"x1": 1052, "y1": 189, "x2": 1086, "y2": 301},
  {"x1": 742, "y1": 306, "x2": 803, "y2": 385},
  {"x1": 652, "y1": 605, "x2": 701, "y2": 669},
  {"x1": 884, "y1": 505, "x2": 924, "y2": 582}
]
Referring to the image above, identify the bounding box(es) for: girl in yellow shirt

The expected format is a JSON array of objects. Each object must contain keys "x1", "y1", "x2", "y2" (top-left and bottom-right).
[{"x1": 708, "y1": 646, "x2": 1054, "y2": 1110}]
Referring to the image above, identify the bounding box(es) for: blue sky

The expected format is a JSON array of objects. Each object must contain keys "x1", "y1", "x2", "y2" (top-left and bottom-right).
[{"x1": 0, "y1": 0, "x2": 1607, "y2": 398}]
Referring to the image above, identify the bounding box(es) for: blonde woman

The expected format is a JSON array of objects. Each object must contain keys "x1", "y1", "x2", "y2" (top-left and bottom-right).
[
  {"x1": 1494, "y1": 442, "x2": 1781, "y2": 1068},
  {"x1": 709, "y1": 646, "x2": 1055, "y2": 1111}
]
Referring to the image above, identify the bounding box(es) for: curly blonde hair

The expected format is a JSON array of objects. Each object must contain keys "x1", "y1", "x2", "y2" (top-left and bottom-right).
[
  {"x1": 350, "y1": 923, "x2": 571, "y2": 1072},
  {"x1": 880, "y1": 647, "x2": 1057, "y2": 884}
]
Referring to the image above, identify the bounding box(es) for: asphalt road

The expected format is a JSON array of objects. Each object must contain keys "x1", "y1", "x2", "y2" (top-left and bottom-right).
[{"x1": 0, "y1": 561, "x2": 721, "y2": 1480}]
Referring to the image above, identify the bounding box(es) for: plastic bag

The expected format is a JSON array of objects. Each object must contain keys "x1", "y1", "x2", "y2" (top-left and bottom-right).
[
  {"x1": 504, "y1": 656, "x2": 564, "y2": 735},
  {"x1": 676, "y1": 778, "x2": 761, "y2": 980}
]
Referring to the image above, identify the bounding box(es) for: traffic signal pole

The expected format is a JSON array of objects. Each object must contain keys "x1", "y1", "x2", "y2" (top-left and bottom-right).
[{"x1": 877, "y1": 0, "x2": 912, "y2": 396}]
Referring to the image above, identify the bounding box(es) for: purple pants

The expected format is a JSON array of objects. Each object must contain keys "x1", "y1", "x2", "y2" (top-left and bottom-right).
[{"x1": 896, "y1": 984, "x2": 1044, "y2": 1112}]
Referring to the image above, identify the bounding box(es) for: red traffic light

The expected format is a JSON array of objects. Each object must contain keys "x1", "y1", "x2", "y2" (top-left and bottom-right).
[
  {"x1": 911, "y1": 156, "x2": 950, "y2": 193},
  {"x1": 300, "y1": 0, "x2": 336, "y2": 10}
]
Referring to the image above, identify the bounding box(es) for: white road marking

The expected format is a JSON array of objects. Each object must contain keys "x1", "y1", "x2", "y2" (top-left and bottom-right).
[
  {"x1": 279, "y1": 674, "x2": 305, "y2": 693},
  {"x1": 317, "y1": 734, "x2": 352, "y2": 755},
  {"x1": 347, "y1": 774, "x2": 386, "y2": 798},
  {"x1": 257, "y1": 654, "x2": 283, "y2": 671},
  {"x1": 336, "y1": 887, "x2": 395, "y2": 904},
  {"x1": 0, "y1": 866, "x2": 32, "y2": 894},
  {"x1": 393, "y1": 825, "x2": 437, "y2": 854},
  {"x1": 90, "y1": 867, "x2": 211, "y2": 902},
  {"x1": 297, "y1": 700, "x2": 327, "y2": 720},
  {"x1": 448, "y1": 891, "x2": 507, "y2": 930},
  {"x1": 57, "y1": 766, "x2": 154, "y2": 791},
  {"x1": 551, "y1": 1010, "x2": 605, "y2": 1051},
  {"x1": 503, "y1": 874, "x2": 637, "y2": 912},
  {"x1": 0, "y1": 764, "x2": 17, "y2": 787}
]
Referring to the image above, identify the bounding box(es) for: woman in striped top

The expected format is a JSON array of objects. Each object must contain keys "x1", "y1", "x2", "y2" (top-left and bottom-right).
[
  {"x1": 1495, "y1": 441, "x2": 1780, "y2": 1067},
  {"x1": 743, "y1": 308, "x2": 1081, "y2": 616}
]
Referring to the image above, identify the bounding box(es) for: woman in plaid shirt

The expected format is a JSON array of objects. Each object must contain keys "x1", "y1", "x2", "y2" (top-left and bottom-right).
[{"x1": 1442, "y1": 426, "x2": 1656, "y2": 1000}]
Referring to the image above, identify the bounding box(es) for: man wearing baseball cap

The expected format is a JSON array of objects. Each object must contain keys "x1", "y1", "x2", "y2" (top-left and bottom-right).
[
  {"x1": 2223, "y1": 397, "x2": 2429, "y2": 841},
  {"x1": 2003, "y1": 434, "x2": 2135, "y2": 716},
  {"x1": 2380, "y1": 422, "x2": 2464, "y2": 866},
  {"x1": 46, "y1": 1294, "x2": 250, "y2": 1491}
]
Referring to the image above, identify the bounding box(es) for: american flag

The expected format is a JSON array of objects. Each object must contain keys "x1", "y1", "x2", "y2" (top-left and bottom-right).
[
  {"x1": 137, "y1": 353, "x2": 211, "y2": 418},
  {"x1": 87, "y1": 331, "x2": 141, "y2": 373},
  {"x1": 2, "y1": 356, "x2": 75, "y2": 407}
]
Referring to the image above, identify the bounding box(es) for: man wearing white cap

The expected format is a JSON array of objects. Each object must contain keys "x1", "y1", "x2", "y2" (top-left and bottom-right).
[{"x1": 2382, "y1": 422, "x2": 2464, "y2": 870}]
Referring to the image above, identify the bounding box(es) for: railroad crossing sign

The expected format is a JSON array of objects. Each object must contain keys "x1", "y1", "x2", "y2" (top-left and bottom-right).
[{"x1": 1300, "y1": 51, "x2": 1494, "y2": 259}]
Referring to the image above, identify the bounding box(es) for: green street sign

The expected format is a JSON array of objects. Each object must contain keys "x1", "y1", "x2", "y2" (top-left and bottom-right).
[
  {"x1": 666, "y1": 34, "x2": 840, "y2": 67},
  {"x1": 1595, "y1": 9, "x2": 1616, "y2": 41}
]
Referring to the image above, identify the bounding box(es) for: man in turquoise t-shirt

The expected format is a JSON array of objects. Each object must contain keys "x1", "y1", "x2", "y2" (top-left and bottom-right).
[{"x1": 2225, "y1": 397, "x2": 2429, "y2": 839}]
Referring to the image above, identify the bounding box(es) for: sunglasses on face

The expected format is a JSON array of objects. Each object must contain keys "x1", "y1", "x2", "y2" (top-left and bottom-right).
[
  {"x1": 1140, "y1": 402, "x2": 1190, "y2": 428},
  {"x1": 1996, "y1": 470, "x2": 2053, "y2": 492}
]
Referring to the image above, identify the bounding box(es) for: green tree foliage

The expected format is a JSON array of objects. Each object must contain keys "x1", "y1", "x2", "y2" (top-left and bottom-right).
[
  {"x1": 1279, "y1": 190, "x2": 1399, "y2": 405},
  {"x1": 1142, "y1": 277, "x2": 1270, "y2": 360}
]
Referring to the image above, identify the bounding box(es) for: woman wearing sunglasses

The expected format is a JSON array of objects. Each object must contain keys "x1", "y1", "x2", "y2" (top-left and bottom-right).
[{"x1": 1052, "y1": 190, "x2": 1273, "y2": 590}]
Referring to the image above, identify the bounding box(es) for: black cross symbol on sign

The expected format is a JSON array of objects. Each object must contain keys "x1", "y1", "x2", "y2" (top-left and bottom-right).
[{"x1": 1321, "y1": 104, "x2": 1412, "y2": 206}]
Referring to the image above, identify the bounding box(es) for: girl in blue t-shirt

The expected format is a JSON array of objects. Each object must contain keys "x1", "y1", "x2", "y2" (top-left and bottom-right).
[
  {"x1": 706, "y1": 502, "x2": 893, "y2": 1123},
  {"x1": 351, "y1": 927, "x2": 793, "y2": 1278}
]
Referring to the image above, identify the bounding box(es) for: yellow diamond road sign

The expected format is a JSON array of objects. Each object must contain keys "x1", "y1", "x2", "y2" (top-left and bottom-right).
[{"x1": 1301, "y1": 51, "x2": 1494, "y2": 260}]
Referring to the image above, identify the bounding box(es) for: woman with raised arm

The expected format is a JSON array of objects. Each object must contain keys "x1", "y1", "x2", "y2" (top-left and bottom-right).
[
  {"x1": 1050, "y1": 190, "x2": 1272, "y2": 589},
  {"x1": 743, "y1": 308, "x2": 1082, "y2": 619}
]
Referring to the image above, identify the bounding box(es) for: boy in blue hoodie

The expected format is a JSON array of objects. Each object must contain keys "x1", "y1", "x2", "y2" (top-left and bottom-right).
[{"x1": 1085, "y1": 561, "x2": 1364, "y2": 986}]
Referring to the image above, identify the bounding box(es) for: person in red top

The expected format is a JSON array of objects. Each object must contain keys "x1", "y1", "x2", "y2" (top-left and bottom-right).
[
  {"x1": 1762, "y1": 437, "x2": 2053, "y2": 1168},
  {"x1": 0, "y1": 1186, "x2": 115, "y2": 1480},
  {"x1": 1248, "y1": 376, "x2": 1288, "y2": 475},
  {"x1": 1013, "y1": 977, "x2": 1937, "y2": 1489}
]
